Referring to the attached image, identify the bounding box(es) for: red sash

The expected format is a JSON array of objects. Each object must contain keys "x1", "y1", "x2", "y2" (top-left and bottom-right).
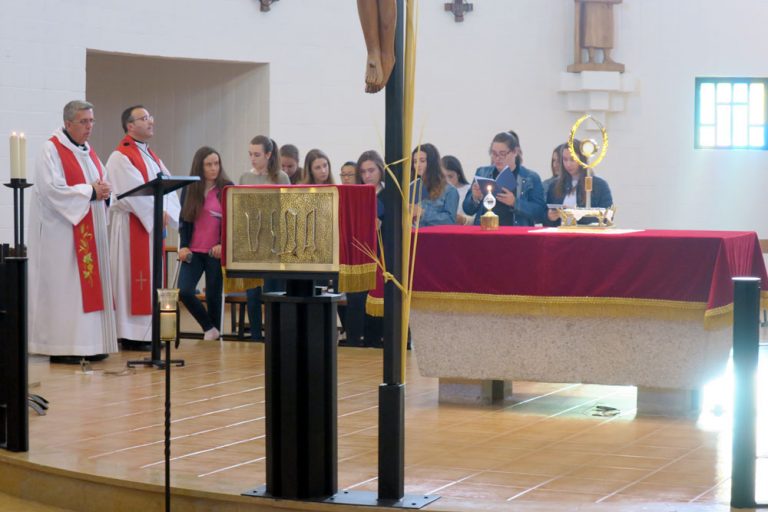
[
  {"x1": 116, "y1": 135, "x2": 162, "y2": 315},
  {"x1": 50, "y1": 136, "x2": 105, "y2": 313}
]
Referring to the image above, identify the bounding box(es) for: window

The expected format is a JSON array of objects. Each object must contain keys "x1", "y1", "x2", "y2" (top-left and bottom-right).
[{"x1": 695, "y1": 78, "x2": 767, "y2": 149}]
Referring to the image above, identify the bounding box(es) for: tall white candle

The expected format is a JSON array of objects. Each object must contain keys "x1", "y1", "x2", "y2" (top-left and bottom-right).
[
  {"x1": 18, "y1": 133, "x2": 26, "y2": 180},
  {"x1": 9, "y1": 132, "x2": 20, "y2": 179}
]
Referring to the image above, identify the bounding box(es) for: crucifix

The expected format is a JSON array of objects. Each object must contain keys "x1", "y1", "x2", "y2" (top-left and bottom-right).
[
  {"x1": 260, "y1": 0, "x2": 278, "y2": 12},
  {"x1": 444, "y1": 0, "x2": 473, "y2": 22}
]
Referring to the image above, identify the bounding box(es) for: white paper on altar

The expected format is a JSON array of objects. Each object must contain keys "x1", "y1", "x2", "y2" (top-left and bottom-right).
[{"x1": 532, "y1": 227, "x2": 644, "y2": 235}]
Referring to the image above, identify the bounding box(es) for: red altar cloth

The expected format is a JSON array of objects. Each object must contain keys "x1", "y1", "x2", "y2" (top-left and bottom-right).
[
  {"x1": 221, "y1": 184, "x2": 378, "y2": 292},
  {"x1": 369, "y1": 226, "x2": 768, "y2": 328}
]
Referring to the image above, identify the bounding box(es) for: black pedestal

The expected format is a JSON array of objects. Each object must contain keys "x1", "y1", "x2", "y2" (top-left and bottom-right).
[
  {"x1": 0, "y1": 256, "x2": 29, "y2": 452},
  {"x1": 258, "y1": 280, "x2": 340, "y2": 500}
]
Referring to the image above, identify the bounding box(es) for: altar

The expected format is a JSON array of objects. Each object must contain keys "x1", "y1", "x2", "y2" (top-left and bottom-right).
[{"x1": 407, "y1": 226, "x2": 768, "y2": 415}]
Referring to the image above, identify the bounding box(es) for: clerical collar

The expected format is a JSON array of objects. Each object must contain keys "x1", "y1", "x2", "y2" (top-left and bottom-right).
[
  {"x1": 63, "y1": 129, "x2": 87, "y2": 150},
  {"x1": 132, "y1": 138, "x2": 156, "y2": 163}
]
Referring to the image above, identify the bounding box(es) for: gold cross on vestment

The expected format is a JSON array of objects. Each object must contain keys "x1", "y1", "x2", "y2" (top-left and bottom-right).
[{"x1": 136, "y1": 271, "x2": 148, "y2": 290}]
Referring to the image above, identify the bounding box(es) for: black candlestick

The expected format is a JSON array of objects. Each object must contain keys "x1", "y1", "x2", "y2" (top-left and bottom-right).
[{"x1": 3, "y1": 178, "x2": 34, "y2": 256}]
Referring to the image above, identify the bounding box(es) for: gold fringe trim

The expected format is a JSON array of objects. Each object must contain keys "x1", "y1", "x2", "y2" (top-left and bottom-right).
[
  {"x1": 408, "y1": 291, "x2": 755, "y2": 331},
  {"x1": 338, "y1": 263, "x2": 377, "y2": 293},
  {"x1": 366, "y1": 295, "x2": 384, "y2": 317},
  {"x1": 221, "y1": 268, "x2": 263, "y2": 294}
]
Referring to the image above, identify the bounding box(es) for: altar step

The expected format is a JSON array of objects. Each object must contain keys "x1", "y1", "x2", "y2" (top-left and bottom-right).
[
  {"x1": 0, "y1": 455, "x2": 370, "y2": 512},
  {"x1": 0, "y1": 490, "x2": 73, "y2": 512}
]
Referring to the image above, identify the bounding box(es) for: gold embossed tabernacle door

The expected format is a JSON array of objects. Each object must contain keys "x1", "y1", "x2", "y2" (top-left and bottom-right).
[{"x1": 224, "y1": 186, "x2": 339, "y2": 274}]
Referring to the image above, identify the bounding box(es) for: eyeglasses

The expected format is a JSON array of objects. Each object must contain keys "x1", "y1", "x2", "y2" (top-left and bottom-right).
[
  {"x1": 490, "y1": 150, "x2": 511, "y2": 160},
  {"x1": 130, "y1": 114, "x2": 154, "y2": 123}
]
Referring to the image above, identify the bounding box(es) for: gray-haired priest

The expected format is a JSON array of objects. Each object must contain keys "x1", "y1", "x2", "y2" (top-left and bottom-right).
[{"x1": 27, "y1": 100, "x2": 118, "y2": 364}]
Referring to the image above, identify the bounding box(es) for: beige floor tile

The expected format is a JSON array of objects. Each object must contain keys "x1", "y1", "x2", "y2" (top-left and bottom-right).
[
  {"x1": 435, "y1": 482, "x2": 529, "y2": 501},
  {"x1": 7, "y1": 332, "x2": 766, "y2": 512},
  {"x1": 615, "y1": 482, "x2": 714, "y2": 501},
  {"x1": 462, "y1": 470, "x2": 553, "y2": 488},
  {"x1": 511, "y1": 488, "x2": 604, "y2": 503}
]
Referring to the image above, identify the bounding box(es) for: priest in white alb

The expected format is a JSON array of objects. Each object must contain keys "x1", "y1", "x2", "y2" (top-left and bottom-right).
[
  {"x1": 106, "y1": 105, "x2": 181, "y2": 350},
  {"x1": 28, "y1": 100, "x2": 118, "y2": 364}
]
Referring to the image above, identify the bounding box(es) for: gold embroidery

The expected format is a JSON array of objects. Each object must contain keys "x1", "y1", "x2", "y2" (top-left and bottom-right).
[
  {"x1": 77, "y1": 223, "x2": 95, "y2": 286},
  {"x1": 402, "y1": 291, "x2": 768, "y2": 331}
]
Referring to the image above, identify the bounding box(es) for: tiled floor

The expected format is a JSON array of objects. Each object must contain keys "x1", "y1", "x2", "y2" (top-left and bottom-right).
[{"x1": 5, "y1": 315, "x2": 766, "y2": 512}]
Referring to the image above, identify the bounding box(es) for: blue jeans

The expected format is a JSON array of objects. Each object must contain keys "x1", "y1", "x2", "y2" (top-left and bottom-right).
[
  {"x1": 178, "y1": 252, "x2": 222, "y2": 332},
  {"x1": 246, "y1": 279, "x2": 284, "y2": 340},
  {"x1": 340, "y1": 291, "x2": 367, "y2": 345}
]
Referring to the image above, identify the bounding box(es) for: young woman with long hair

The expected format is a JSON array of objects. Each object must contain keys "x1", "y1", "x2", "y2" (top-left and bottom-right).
[
  {"x1": 240, "y1": 135, "x2": 289, "y2": 185},
  {"x1": 545, "y1": 140, "x2": 613, "y2": 226},
  {"x1": 543, "y1": 143, "x2": 565, "y2": 200},
  {"x1": 302, "y1": 148, "x2": 335, "y2": 185},
  {"x1": 178, "y1": 146, "x2": 233, "y2": 340},
  {"x1": 239, "y1": 135, "x2": 288, "y2": 340},
  {"x1": 279, "y1": 143, "x2": 302, "y2": 184},
  {"x1": 410, "y1": 143, "x2": 457, "y2": 226},
  {"x1": 462, "y1": 131, "x2": 546, "y2": 226},
  {"x1": 440, "y1": 154, "x2": 471, "y2": 225}
]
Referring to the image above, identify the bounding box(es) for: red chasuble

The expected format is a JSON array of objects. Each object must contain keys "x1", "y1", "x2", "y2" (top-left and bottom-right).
[
  {"x1": 49, "y1": 136, "x2": 105, "y2": 313},
  {"x1": 115, "y1": 135, "x2": 162, "y2": 315}
]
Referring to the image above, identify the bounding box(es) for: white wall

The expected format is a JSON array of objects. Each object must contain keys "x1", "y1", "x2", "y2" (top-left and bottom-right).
[
  {"x1": 1, "y1": 0, "x2": 768, "y2": 244},
  {"x1": 86, "y1": 51, "x2": 269, "y2": 180}
]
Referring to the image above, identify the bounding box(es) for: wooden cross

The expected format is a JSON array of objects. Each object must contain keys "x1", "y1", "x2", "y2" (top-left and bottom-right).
[
  {"x1": 260, "y1": 0, "x2": 278, "y2": 12},
  {"x1": 444, "y1": 0, "x2": 473, "y2": 22}
]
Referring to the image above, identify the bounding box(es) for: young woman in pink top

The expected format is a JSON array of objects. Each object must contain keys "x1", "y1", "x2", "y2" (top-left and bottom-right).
[{"x1": 178, "y1": 146, "x2": 233, "y2": 340}]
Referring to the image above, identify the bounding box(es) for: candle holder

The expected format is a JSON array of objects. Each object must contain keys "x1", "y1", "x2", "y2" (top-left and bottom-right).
[
  {"x1": 158, "y1": 288, "x2": 179, "y2": 342},
  {"x1": 157, "y1": 287, "x2": 179, "y2": 512},
  {"x1": 3, "y1": 178, "x2": 34, "y2": 256},
  {"x1": 480, "y1": 187, "x2": 499, "y2": 231}
]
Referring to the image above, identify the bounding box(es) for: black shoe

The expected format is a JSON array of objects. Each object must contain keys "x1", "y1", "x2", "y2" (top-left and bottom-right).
[
  {"x1": 119, "y1": 339, "x2": 153, "y2": 351},
  {"x1": 50, "y1": 355, "x2": 85, "y2": 365},
  {"x1": 85, "y1": 353, "x2": 109, "y2": 361}
]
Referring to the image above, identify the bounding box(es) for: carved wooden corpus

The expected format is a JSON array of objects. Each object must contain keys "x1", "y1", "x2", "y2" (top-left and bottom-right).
[
  {"x1": 568, "y1": 0, "x2": 625, "y2": 72},
  {"x1": 260, "y1": 0, "x2": 278, "y2": 13},
  {"x1": 444, "y1": 0, "x2": 473, "y2": 22}
]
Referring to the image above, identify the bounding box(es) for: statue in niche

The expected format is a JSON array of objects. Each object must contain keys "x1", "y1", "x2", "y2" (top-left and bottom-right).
[
  {"x1": 568, "y1": 0, "x2": 625, "y2": 73},
  {"x1": 357, "y1": 0, "x2": 397, "y2": 94}
]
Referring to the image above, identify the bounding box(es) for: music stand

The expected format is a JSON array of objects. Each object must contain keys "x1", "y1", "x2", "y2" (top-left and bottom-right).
[{"x1": 117, "y1": 175, "x2": 199, "y2": 369}]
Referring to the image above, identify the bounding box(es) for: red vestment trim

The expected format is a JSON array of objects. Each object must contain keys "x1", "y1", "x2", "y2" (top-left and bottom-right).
[
  {"x1": 49, "y1": 136, "x2": 105, "y2": 313},
  {"x1": 116, "y1": 135, "x2": 162, "y2": 315}
]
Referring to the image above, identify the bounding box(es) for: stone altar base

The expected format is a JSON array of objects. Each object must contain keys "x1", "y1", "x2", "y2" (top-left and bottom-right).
[
  {"x1": 438, "y1": 378, "x2": 513, "y2": 406},
  {"x1": 413, "y1": 310, "x2": 730, "y2": 417}
]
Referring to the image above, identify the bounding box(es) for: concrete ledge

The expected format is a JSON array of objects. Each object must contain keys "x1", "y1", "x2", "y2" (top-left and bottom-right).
[
  {"x1": 438, "y1": 378, "x2": 513, "y2": 406},
  {"x1": 637, "y1": 387, "x2": 701, "y2": 417}
]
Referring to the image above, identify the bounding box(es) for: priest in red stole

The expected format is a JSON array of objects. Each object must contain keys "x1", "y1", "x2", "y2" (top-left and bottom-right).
[
  {"x1": 28, "y1": 100, "x2": 118, "y2": 363},
  {"x1": 106, "y1": 105, "x2": 181, "y2": 348}
]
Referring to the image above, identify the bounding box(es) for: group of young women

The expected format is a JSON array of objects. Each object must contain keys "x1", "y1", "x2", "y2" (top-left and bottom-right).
[{"x1": 177, "y1": 130, "x2": 613, "y2": 341}]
